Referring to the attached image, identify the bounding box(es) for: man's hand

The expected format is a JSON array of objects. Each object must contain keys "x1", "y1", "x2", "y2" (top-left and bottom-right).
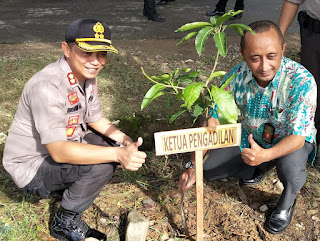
[
  {"x1": 122, "y1": 137, "x2": 134, "y2": 146},
  {"x1": 178, "y1": 168, "x2": 196, "y2": 193},
  {"x1": 241, "y1": 134, "x2": 270, "y2": 166},
  {"x1": 117, "y1": 137, "x2": 147, "y2": 171}
]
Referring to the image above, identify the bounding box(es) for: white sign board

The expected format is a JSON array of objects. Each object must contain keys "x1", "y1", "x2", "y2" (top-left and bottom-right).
[{"x1": 154, "y1": 123, "x2": 241, "y2": 156}]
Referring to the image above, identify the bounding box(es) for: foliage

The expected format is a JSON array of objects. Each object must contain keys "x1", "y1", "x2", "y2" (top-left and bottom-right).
[{"x1": 141, "y1": 10, "x2": 255, "y2": 124}]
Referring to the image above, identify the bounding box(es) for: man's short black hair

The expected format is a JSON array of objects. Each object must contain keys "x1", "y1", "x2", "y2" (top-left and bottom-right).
[{"x1": 240, "y1": 20, "x2": 284, "y2": 53}]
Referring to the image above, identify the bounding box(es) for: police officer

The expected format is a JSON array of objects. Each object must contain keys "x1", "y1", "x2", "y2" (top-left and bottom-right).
[{"x1": 2, "y1": 18, "x2": 147, "y2": 241}]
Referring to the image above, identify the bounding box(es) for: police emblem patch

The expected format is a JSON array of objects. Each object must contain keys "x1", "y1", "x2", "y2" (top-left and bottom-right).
[
  {"x1": 66, "y1": 126, "x2": 76, "y2": 137},
  {"x1": 68, "y1": 115, "x2": 79, "y2": 125},
  {"x1": 67, "y1": 72, "x2": 78, "y2": 86},
  {"x1": 93, "y1": 22, "x2": 104, "y2": 39},
  {"x1": 68, "y1": 92, "x2": 79, "y2": 105}
]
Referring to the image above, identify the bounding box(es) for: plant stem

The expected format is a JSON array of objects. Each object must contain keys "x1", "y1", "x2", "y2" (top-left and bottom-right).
[
  {"x1": 141, "y1": 67, "x2": 184, "y2": 91},
  {"x1": 206, "y1": 49, "x2": 220, "y2": 86}
]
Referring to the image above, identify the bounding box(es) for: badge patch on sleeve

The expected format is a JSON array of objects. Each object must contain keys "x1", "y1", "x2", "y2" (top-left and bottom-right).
[
  {"x1": 67, "y1": 72, "x2": 78, "y2": 86},
  {"x1": 68, "y1": 92, "x2": 79, "y2": 105},
  {"x1": 66, "y1": 126, "x2": 76, "y2": 137},
  {"x1": 68, "y1": 115, "x2": 79, "y2": 125}
]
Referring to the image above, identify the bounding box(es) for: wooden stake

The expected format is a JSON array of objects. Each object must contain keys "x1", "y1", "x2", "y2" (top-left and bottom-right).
[{"x1": 195, "y1": 150, "x2": 204, "y2": 241}]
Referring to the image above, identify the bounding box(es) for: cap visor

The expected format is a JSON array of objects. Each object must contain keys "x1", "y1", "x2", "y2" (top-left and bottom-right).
[{"x1": 76, "y1": 41, "x2": 118, "y2": 53}]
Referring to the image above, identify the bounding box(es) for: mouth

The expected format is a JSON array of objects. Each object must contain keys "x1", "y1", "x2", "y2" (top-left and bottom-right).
[
  {"x1": 260, "y1": 72, "x2": 270, "y2": 78},
  {"x1": 86, "y1": 67, "x2": 99, "y2": 74}
]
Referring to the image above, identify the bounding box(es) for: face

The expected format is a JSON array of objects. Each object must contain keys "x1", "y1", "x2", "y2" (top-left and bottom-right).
[
  {"x1": 241, "y1": 28, "x2": 286, "y2": 88},
  {"x1": 62, "y1": 42, "x2": 107, "y2": 82}
]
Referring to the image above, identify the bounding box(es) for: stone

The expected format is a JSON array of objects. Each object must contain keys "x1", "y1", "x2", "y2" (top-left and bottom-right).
[
  {"x1": 274, "y1": 180, "x2": 284, "y2": 191},
  {"x1": 259, "y1": 204, "x2": 268, "y2": 212},
  {"x1": 0, "y1": 132, "x2": 7, "y2": 144},
  {"x1": 125, "y1": 210, "x2": 149, "y2": 241},
  {"x1": 142, "y1": 198, "x2": 156, "y2": 211}
]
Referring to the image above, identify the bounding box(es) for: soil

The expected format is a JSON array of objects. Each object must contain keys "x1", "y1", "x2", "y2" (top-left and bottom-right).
[{"x1": 1, "y1": 35, "x2": 320, "y2": 241}]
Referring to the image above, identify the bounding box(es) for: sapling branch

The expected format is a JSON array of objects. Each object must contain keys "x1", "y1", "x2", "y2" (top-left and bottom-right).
[
  {"x1": 141, "y1": 67, "x2": 184, "y2": 92},
  {"x1": 207, "y1": 49, "x2": 220, "y2": 85}
]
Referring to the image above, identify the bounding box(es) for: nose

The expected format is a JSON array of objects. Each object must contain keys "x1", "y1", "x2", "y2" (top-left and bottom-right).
[
  {"x1": 260, "y1": 58, "x2": 268, "y2": 72},
  {"x1": 89, "y1": 53, "x2": 100, "y2": 65}
]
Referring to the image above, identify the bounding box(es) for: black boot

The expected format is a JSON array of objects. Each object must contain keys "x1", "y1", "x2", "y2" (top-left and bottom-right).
[{"x1": 50, "y1": 207, "x2": 106, "y2": 241}]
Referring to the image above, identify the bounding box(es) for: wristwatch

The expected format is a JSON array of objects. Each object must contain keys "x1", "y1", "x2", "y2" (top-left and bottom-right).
[{"x1": 185, "y1": 161, "x2": 194, "y2": 169}]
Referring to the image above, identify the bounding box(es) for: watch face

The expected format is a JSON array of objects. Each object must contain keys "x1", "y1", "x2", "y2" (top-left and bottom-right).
[{"x1": 185, "y1": 161, "x2": 194, "y2": 169}]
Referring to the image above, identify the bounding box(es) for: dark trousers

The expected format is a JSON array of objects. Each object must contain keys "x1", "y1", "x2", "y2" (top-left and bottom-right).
[
  {"x1": 203, "y1": 141, "x2": 314, "y2": 210},
  {"x1": 144, "y1": 0, "x2": 157, "y2": 18},
  {"x1": 22, "y1": 133, "x2": 117, "y2": 213},
  {"x1": 298, "y1": 11, "x2": 320, "y2": 145},
  {"x1": 216, "y1": 0, "x2": 244, "y2": 12}
]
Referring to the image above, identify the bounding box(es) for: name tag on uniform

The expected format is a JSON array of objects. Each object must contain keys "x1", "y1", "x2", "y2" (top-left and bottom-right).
[{"x1": 262, "y1": 123, "x2": 275, "y2": 144}]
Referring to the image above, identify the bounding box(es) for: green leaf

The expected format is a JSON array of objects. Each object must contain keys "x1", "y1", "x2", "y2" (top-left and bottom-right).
[
  {"x1": 228, "y1": 23, "x2": 255, "y2": 36},
  {"x1": 150, "y1": 73, "x2": 171, "y2": 83},
  {"x1": 208, "y1": 71, "x2": 226, "y2": 81},
  {"x1": 193, "y1": 104, "x2": 205, "y2": 119},
  {"x1": 220, "y1": 73, "x2": 237, "y2": 90},
  {"x1": 209, "y1": 16, "x2": 218, "y2": 26},
  {"x1": 141, "y1": 84, "x2": 166, "y2": 110},
  {"x1": 172, "y1": 69, "x2": 180, "y2": 80},
  {"x1": 216, "y1": 110, "x2": 230, "y2": 125},
  {"x1": 177, "y1": 92, "x2": 184, "y2": 100},
  {"x1": 213, "y1": 32, "x2": 227, "y2": 57},
  {"x1": 215, "y1": 10, "x2": 235, "y2": 27},
  {"x1": 183, "y1": 82, "x2": 204, "y2": 110},
  {"x1": 188, "y1": 70, "x2": 200, "y2": 78},
  {"x1": 176, "y1": 32, "x2": 198, "y2": 46},
  {"x1": 231, "y1": 10, "x2": 244, "y2": 17},
  {"x1": 169, "y1": 110, "x2": 187, "y2": 123},
  {"x1": 160, "y1": 73, "x2": 171, "y2": 82},
  {"x1": 182, "y1": 68, "x2": 192, "y2": 72},
  {"x1": 175, "y1": 22, "x2": 213, "y2": 32},
  {"x1": 211, "y1": 86, "x2": 238, "y2": 124},
  {"x1": 195, "y1": 27, "x2": 214, "y2": 56},
  {"x1": 176, "y1": 71, "x2": 199, "y2": 83}
]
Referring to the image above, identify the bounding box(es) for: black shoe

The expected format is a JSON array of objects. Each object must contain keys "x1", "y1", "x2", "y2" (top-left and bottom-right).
[
  {"x1": 206, "y1": 9, "x2": 225, "y2": 17},
  {"x1": 148, "y1": 15, "x2": 166, "y2": 22},
  {"x1": 265, "y1": 200, "x2": 296, "y2": 234},
  {"x1": 239, "y1": 163, "x2": 274, "y2": 186},
  {"x1": 156, "y1": 0, "x2": 169, "y2": 5},
  {"x1": 50, "y1": 207, "x2": 106, "y2": 241},
  {"x1": 230, "y1": 11, "x2": 243, "y2": 20},
  {"x1": 239, "y1": 173, "x2": 266, "y2": 185}
]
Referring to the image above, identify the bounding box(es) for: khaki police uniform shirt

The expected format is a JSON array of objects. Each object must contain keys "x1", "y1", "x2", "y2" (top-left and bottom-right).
[
  {"x1": 3, "y1": 56, "x2": 104, "y2": 188},
  {"x1": 288, "y1": 0, "x2": 320, "y2": 20}
]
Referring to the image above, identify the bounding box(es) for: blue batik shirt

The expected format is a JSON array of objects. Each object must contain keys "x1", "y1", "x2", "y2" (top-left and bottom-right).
[{"x1": 212, "y1": 57, "x2": 317, "y2": 160}]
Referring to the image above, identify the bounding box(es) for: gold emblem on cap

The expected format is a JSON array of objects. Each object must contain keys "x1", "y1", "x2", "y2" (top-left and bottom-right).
[{"x1": 93, "y1": 22, "x2": 104, "y2": 39}]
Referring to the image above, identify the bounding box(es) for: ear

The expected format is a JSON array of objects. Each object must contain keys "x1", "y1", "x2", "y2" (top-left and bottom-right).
[
  {"x1": 62, "y1": 42, "x2": 71, "y2": 58},
  {"x1": 282, "y1": 43, "x2": 287, "y2": 57},
  {"x1": 240, "y1": 48, "x2": 244, "y2": 58}
]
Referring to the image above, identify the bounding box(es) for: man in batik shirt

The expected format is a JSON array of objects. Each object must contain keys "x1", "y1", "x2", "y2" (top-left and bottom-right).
[{"x1": 178, "y1": 20, "x2": 316, "y2": 234}]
